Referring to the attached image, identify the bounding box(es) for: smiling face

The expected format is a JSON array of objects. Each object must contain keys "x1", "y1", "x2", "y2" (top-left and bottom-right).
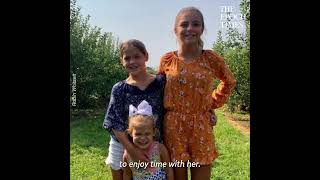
[
  {"x1": 174, "y1": 8, "x2": 204, "y2": 46},
  {"x1": 128, "y1": 115, "x2": 155, "y2": 150},
  {"x1": 120, "y1": 40, "x2": 148, "y2": 76}
]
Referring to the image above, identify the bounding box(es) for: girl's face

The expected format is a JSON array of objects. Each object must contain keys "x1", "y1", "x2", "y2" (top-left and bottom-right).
[
  {"x1": 131, "y1": 120, "x2": 155, "y2": 150},
  {"x1": 121, "y1": 45, "x2": 148, "y2": 76},
  {"x1": 175, "y1": 10, "x2": 203, "y2": 46}
]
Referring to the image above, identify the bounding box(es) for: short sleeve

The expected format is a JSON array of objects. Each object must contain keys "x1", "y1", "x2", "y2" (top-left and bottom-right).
[{"x1": 102, "y1": 82, "x2": 127, "y2": 134}]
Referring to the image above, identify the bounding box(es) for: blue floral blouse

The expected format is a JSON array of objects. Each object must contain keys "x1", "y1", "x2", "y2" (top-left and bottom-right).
[{"x1": 103, "y1": 74, "x2": 166, "y2": 142}]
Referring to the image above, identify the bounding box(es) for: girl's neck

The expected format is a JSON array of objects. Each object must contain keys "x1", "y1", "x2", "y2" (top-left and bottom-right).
[
  {"x1": 177, "y1": 44, "x2": 202, "y2": 60},
  {"x1": 127, "y1": 72, "x2": 155, "y2": 91},
  {"x1": 128, "y1": 71, "x2": 150, "y2": 82},
  {"x1": 140, "y1": 141, "x2": 154, "y2": 153}
]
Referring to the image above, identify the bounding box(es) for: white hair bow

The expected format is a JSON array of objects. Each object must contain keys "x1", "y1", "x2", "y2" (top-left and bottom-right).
[{"x1": 129, "y1": 100, "x2": 153, "y2": 117}]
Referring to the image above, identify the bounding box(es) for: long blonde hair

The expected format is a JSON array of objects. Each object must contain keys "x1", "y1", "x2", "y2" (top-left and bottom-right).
[{"x1": 174, "y1": 6, "x2": 205, "y2": 49}]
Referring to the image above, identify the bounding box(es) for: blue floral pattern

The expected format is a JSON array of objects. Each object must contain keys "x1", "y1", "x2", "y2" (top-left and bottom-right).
[{"x1": 103, "y1": 74, "x2": 166, "y2": 142}]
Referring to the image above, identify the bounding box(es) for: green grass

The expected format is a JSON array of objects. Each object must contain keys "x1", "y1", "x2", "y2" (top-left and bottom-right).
[
  {"x1": 70, "y1": 112, "x2": 112, "y2": 180},
  {"x1": 212, "y1": 110, "x2": 250, "y2": 179},
  {"x1": 71, "y1": 109, "x2": 250, "y2": 180}
]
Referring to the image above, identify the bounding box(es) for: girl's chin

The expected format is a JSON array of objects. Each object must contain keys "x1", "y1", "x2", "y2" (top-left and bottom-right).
[
  {"x1": 127, "y1": 69, "x2": 140, "y2": 75},
  {"x1": 181, "y1": 39, "x2": 198, "y2": 45},
  {"x1": 137, "y1": 143, "x2": 151, "y2": 149}
]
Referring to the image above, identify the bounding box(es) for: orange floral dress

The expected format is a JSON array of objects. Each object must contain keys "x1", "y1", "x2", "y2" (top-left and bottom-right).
[{"x1": 158, "y1": 50, "x2": 236, "y2": 165}]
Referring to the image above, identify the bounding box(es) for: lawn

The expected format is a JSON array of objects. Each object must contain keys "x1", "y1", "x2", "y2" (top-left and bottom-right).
[
  {"x1": 211, "y1": 110, "x2": 250, "y2": 179},
  {"x1": 70, "y1": 112, "x2": 112, "y2": 180},
  {"x1": 70, "y1": 109, "x2": 250, "y2": 180}
]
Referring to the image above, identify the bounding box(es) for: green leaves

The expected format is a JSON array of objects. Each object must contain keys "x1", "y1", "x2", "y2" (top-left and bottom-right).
[
  {"x1": 70, "y1": 0, "x2": 127, "y2": 109},
  {"x1": 213, "y1": 0, "x2": 250, "y2": 112}
]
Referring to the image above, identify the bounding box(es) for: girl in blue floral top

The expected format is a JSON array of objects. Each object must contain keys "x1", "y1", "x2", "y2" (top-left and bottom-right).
[{"x1": 102, "y1": 39, "x2": 165, "y2": 180}]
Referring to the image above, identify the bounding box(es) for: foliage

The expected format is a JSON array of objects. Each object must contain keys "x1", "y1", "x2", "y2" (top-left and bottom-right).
[
  {"x1": 213, "y1": 0, "x2": 250, "y2": 112},
  {"x1": 70, "y1": 0, "x2": 127, "y2": 109}
]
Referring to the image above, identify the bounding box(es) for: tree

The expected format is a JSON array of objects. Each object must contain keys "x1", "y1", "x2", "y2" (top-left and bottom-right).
[
  {"x1": 70, "y1": 0, "x2": 127, "y2": 109},
  {"x1": 213, "y1": 0, "x2": 250, "y2": 112},
  {"x1": 146, "y1": 67, "x2": 157, "y2": 75}
]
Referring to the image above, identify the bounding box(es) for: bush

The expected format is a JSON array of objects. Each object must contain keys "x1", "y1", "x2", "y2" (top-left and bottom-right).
[
  {"x1": 213, "y1": 0, "x2": 250, "y2": 112},
  {"x1": 70, "y1": 0, "x2": 127, "y2": 109}
]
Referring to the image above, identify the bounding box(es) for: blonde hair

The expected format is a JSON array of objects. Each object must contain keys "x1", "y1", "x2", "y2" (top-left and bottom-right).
[
  {"x1": 127, "y1": 115, "x2": 157, "y2": 135},
  {"x1": 174, "y1": 6, "x2": 205, "y2": 49}
]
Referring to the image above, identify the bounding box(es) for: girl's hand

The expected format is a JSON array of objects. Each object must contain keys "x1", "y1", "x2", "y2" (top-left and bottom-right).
[
  {"x1": 113, "y1": 130, "x2": 149, "y2": 162},
  {"x1": 128, "y1": 145, "x2": 149, "y2": 162},
  {"x1": 122, "y1": 152, "x2": 133, "y2": 180},
  {"x1": 209, "y1": 110, "x2": 217, "y2": 126}
]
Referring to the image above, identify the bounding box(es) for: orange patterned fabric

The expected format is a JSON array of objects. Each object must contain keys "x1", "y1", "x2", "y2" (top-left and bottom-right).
[{"x1": 158, "y1": 50, "x2": 236, "y2": 165}]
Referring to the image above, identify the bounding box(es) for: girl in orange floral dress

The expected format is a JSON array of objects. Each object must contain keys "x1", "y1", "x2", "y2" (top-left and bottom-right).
[{"x1": 158, "y1": 7, "x2": 236, "y2": 180}]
